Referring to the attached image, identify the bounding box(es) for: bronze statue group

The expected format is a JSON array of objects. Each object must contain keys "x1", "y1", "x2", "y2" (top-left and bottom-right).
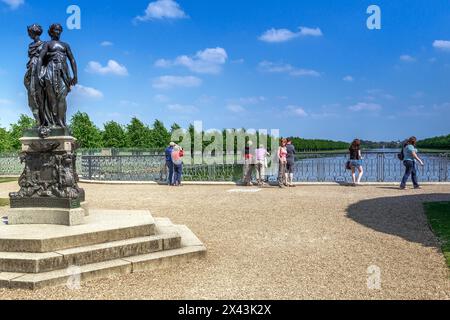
[{"x1": 25, "y1": 23, "x2": 78, "y2": 130}]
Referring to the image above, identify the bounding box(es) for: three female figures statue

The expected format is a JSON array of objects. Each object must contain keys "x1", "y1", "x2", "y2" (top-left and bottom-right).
[{"x1": 25, "y1": 23, "x2": 78, "y2": 130}]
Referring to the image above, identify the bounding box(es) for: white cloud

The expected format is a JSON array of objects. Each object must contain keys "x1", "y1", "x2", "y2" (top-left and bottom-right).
[
  {"x1": 365, "y1": 89, "x2": 394, "y2": 100},
  {"x1": 286, "y1": 105, "x2": 308, "y2": 117},
  {"x1": 155, "y1": 47, "x2": 228, "y2": 74},
  {"x1": 154, "y1": 94, "x2": 170, "y2": 103},
  {"x1": 100, "y1": 41, "x2": 114, "y2": 47},
  {"x1": 152, "y1": 75, "x2": 202, "y2": 89},
  {"x1": 237, "y1": 96, "x2": 266, "y2": 105},
  {"x1": 119, "y1": 100, "x2": 139, "y2": 107},
  {"x1": 433, "y1": 40, "x2": 450, "y2": 51},
  {"x1": 72, "y1": 85, "x2": 104, "y2": 100},
  {"x1": 343, "y1": 75, "x2": 354, "y2": 82},
  {"x1": 259, "y1": 26, "x2": 323, "y2": 43},
  {"x1": 231, "y1": 58, "x2": 245, "y2": 64},
  {"x1": 259, "y1": 28, "x2": 299, "y2": 43},
  {"x1": 0, "y1": 99, "x2": 13, "y2": 106},
  {"x1": 86, "y1": 60, "x2": 128, "y2": 76},
  {"x1": 400, "y1": 54, "x2": 416, "y2": 62},
  {"x1": 412, "y1": 91, "x2": 425, "y2": 99},
  {"x1": 135, "y1": 0, "x2": 188, "y2": 21},
  {"x1": 349, "y1": 102, "x2": 382, "y2": 112},
  {"x1": 167, "y1": 104, "x2": 199, "y2": 113},
  {"x1": 227, "y1": 104, "x2": 245, "y2": 113},
  {"x1": 299, "y1": 27, "x2": 323, "y2": 37},
  {"x1": 1, "y1": 0, "x2": 24, "y2": 10},
  {"x1": 259, "y1": 61, "x2": 320, "y2": 77}
]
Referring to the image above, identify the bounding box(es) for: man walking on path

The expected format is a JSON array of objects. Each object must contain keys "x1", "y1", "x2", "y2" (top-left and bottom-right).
[
  {"x1": 286, "y1": 139, "x2": 296, "y2": 187},
  {"x1": 165, "y1": 142, "x2": 176, "y2": 186}
]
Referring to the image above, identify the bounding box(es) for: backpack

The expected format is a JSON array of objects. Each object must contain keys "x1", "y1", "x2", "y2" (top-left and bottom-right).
[{"x1": 397, "y1": 145, "x2": 405, "y2": 161}]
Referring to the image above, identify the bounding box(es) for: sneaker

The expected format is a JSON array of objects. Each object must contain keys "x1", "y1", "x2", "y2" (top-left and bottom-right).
[
  {"x1": 414, "y1": 186, "x2": 422, "y2": 189},
  {"x1": 400, "y1": 186, "x2": 406, "y2": 190}
]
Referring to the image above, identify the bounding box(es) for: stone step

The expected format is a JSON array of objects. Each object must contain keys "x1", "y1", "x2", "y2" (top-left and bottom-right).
[
  {"x1": 0, "y1": 232, "x2": 181, "y2": 274},
  {"x1": 0, "y1": 210, "x2": 156, "y2": 253},
  {"x1": 0, "y1": 226, "x2": 206, "y2": 290}
]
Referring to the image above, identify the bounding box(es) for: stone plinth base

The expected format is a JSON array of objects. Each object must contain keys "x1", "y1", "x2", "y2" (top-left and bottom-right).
[
  {"x1": 7, "y1": 207, "x2": 86, "y2": 226},
  {"x1": 0, "y1": 210, "x2": 206, "y2": 290}
]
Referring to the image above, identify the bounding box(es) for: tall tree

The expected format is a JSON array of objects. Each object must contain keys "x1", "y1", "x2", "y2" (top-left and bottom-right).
[
  {"x1": 126, "y1": 117, "x2": 151, "y2": 148},
  {"x1": 70, "y1": 112, "x2": 103, "y2": 148},
  {"x1": 9, "y1": 114, "x2": 36, "y2": 150},
  {"x1": 170, "y1": 123, "x2": 181, "y2": 134},
  {"x1": 0, "y1": 127, "x2": 11, "y2": 152},
  {"x1": 102, "y1": 121, "x2": 127, "y2": 148},
  {"x1": 151, "y1": 120, "x2": 170, "y2": 149}
]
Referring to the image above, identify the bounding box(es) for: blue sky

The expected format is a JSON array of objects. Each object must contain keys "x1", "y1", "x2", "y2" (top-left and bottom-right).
[{"x1": 0, "y1": 0, "x2": 450, "y2": 141}]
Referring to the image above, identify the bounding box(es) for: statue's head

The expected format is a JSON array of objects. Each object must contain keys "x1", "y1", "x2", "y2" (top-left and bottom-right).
[
  {"x1": 27, "y1": 24, "x2": 43, "y2": 39},
  {"x1": 48, "y1": 23, "x2": 63, "y2": 40}
]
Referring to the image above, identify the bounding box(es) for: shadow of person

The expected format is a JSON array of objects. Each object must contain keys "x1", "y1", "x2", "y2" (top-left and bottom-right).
[{"x1": 346, "y1": 193, "x2": 450, "y2": 247}]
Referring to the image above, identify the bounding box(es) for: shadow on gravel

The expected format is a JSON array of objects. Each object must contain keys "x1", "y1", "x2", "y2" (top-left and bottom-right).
[{"x1": 347, "y1": 193, "x2": 450, "y2": 247}]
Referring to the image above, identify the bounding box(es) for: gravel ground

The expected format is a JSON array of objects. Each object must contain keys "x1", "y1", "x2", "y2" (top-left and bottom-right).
[{"x1": 0, "y1": 182, "x2": 449, "y2": 300}]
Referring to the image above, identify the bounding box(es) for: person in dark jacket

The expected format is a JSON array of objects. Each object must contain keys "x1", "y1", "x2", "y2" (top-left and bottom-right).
[
  {"x1": 286, "y1": 139, "x2": 296, "y2": 187},
  {"x1": 165, "y1": 142, "x2": 176, "y2": 186}
]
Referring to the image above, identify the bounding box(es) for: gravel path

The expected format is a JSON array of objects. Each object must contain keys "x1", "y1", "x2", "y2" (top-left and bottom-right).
[{"x1": 1, "y1": 182, "x2": 449, "y2": 300}]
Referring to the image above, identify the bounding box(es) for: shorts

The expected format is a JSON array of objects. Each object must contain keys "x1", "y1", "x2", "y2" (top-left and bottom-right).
[
  {"x1": 350, "y1": 160, "x2": 363, "y2": 168},
  {"x1": 286, "y1": 161, "x2": 295, "y2": 174}
]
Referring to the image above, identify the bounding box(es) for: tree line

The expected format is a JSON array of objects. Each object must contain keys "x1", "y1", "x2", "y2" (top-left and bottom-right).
[
  {"x1": 2, "y1": 112, "x2": 448, "y2": 152},
  {"x1": 417, "y1": 134, "x2": 450, "y2": 150}
]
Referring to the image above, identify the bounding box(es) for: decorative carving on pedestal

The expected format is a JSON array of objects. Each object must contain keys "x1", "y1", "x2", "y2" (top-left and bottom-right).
[{"x1": 9, "y1": 134, "x2": 84, "y2": 207}]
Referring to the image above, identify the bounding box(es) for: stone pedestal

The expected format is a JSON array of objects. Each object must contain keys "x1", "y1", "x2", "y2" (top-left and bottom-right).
[
  {"x1": 7, "y1": 128, "x2": 86, "y2": 226},
  {"x1": 7, "y1": 208, "x2": 85, "y2": 226}
]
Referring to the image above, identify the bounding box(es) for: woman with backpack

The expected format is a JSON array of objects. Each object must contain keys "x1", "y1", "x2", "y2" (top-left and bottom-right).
[
  {"x1": 349, "y1": 139, "x2": 364, "y2": 186},
  {"x1": 171, "y1": 145, "x2": 185, "y2": 187},
  {"x1": 400, "y1": 137, "x2": 424, "y2": 190}
]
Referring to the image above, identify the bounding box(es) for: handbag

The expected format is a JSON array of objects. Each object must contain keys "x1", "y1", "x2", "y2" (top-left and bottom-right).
[{"x1": 345, "y1": 161, "x2": 352, "y2": 170}]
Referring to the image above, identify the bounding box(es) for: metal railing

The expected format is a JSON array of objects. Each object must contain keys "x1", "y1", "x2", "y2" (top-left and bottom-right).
[{"x1": 1, "y1": 151, "x2": 449, "y2": 183}]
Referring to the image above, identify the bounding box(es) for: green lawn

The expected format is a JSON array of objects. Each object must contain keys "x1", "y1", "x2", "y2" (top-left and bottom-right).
[
  {"x1": 0, "y1": 198, "x2": 9, "y2": 207},
  {"x1": 0, "y1": 178, "x2": 16, "y2": 184},
  {"x1": 424, "y1": 202, "x2": 450, "y2": 270}
]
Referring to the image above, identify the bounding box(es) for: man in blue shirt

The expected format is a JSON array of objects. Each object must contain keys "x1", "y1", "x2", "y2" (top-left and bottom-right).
[{"x1": 165, "y1": 142, "x2": 176, "y2": 186}]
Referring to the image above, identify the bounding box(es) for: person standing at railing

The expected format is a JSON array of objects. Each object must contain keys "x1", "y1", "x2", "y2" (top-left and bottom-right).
[
  {"x1": 171, "y1": 145, "x2": 184, "y2": 187},
  {"x1": 165, "y1": 142, "x2": 176, "y2": 186},
  {"x1": 256, "y1": 144, "x2": 270, "y2": 187},
  {"x1": 349, "y1": 139, "x2": 364, "y2": 186},
  {"x1": 286, "y1": 139, "x2": 296, "y2": 187},
  {"x1": 278, "y1": 139, "x2": 288, "y2": 188},
  {"x1": 243, "y1": 141, "x2": 256, "y2": 186},
  {"x1": 400, "y1": 136, "x2": 424, "y2": 190}
]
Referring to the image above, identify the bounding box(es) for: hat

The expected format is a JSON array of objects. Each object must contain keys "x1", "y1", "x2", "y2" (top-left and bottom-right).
[{"x1": 170, "y1": 142, "x2": 176, "y2": 147}]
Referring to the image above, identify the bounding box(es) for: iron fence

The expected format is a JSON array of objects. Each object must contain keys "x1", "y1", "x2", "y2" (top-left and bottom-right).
[{"x1": 1, "y1": 151, "x2": 449, "y2": 183}]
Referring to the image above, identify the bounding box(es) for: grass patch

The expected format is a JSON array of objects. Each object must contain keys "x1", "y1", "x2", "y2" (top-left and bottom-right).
[
  {"x1": 0, "y1": 198, "x2": 9, "y2": 207},
  {"x1": 424, "y1": 202, "x2": 450, "y2": 269},
  {"x1": 0, "y1": 178, "x2": 16, "y2": 184}
]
